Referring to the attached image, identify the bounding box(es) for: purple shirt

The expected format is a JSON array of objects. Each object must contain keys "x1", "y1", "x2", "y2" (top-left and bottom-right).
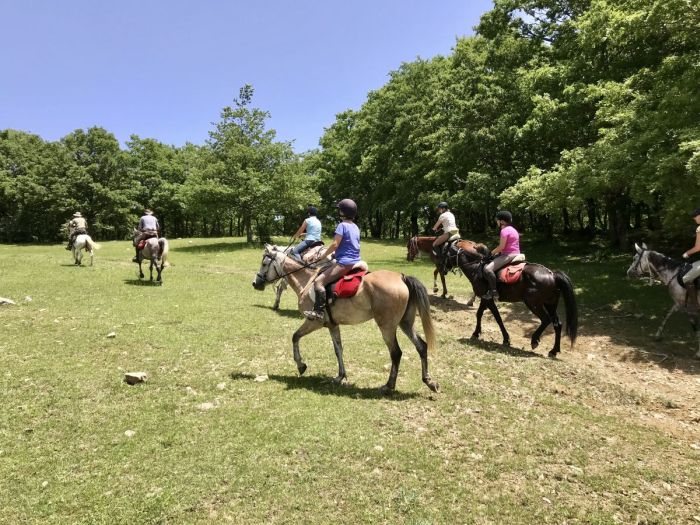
[
  {"x1": 334, "y1": 221, "x2": 360, "y2": 265},
  {"x1": 500, "y1": 225, "x2": 520, "y2": 255}
]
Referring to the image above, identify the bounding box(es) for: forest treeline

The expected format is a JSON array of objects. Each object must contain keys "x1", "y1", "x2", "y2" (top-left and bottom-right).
[{"x1": 1, "y1": 0, "x2": 698, "y2": 248}]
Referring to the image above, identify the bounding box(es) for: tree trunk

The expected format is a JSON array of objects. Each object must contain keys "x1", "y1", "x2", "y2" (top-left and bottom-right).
[
  {"x1": 410, "y1": 212, "x2": 419, "y2": 237},
  {"x1": 561, "y1": 207, "x2": 571, "y2": 234},
  {"x1": 586, "y1": 198, "x2": 597, "y2": 236}
]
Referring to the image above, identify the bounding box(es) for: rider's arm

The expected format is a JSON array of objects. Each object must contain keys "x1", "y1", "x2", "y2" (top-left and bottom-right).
[
  {"x1": 683, "y1": 230, "x2": 700, "y2": 258},
  {"x1": 491, "y1": 233, "x2": 507, "y2": 256},
  {"x1": 293, "y1": 221, "x2": 307, "y2": 239},
  {"x1": 320, "y1": 234, "x2": 342, "y2": 260},
  {"x1": 432, "y1": 216, "x2": 443, "y2": 232}
]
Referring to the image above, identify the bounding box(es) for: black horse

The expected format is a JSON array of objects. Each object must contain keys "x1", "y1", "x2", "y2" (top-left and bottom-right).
[{"x1": 454, "y1": 247, "x2": 578, "y2": 357}]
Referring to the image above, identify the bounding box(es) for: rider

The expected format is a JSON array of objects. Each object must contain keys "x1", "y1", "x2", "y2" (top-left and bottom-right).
[
  {"x1": 304, "y1": 199, "x2": 360, "y2": 321},
  {"x1": 66, "y1": 212, "x2": 88, "y2": 250},
  {"x1": 482, "y1": 210, "x2": 522, "y2": 301},
  {"x1": 291, "y1": 205, "x2": 322, "y2": 262},
  {"x1": 431, "y1": 202, "x2": 459, "y2": 257},
  {"x1": 132, "y1": 208, "x2": 160, "y2": 262},
  {"x1": 681, "y1": 207, "x2": 700, "y2": 309}
]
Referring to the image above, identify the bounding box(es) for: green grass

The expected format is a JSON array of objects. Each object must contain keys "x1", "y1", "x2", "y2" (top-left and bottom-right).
[{"x1": 0, "y1": 238, "x2": 698, "y2": 524}]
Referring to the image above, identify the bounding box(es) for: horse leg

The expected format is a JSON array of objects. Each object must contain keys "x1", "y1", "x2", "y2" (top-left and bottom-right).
[
  {"x1": 525, "y1": 302, "x2": 551, "y2": 350},
  {"x1": 291, "y1": 319, "x2": 323, "y2": 375},
  {"x1": 465, "y1": 292, "x2": 476, "y2": 308},
  {"x1": 399, "y1": 317, "x2": 439, "y2": 393},
  {"x1": 688, "y1": 313, "x2": 700, "y2": 359},
  {"x1": 433, "y1": 267, "x2": 439, "y2": 294},
  {"x1": 655, "y1": 304, "x2": 678, "y2": 341},
  {"x1": 544, "y1": 302, "x2": 562, "y2": 358},
  {"x1": 89, "y1": 249, "x2": 94, "y2": 266},
  {"x1": 138, "y1": 260, "x2": 144, "y2": 279},
  {"x1": 378, "y1": 326, "x2": 402, "y2": 394},
  {"x1": 471, "y1": 300, "x2": 487, "y2": 340},
  {"x1": 149, "y1": 259, "x2": 154, "y2": 281},
  {"x1": 273, "y1": 280, "x2": 287, "y2": 310},
  {"x1": 328, "y1": 325, "x2": 346, "y2": 384},
  {"x1": 485, "y1": 300, "x2": 510, "y2": 346},
  {"x1": 439, "y1": 269, "x2": 448, "y2": 298}
]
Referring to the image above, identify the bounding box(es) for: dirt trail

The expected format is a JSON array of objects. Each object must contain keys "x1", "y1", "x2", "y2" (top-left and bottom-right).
[{"x1": 433, "y1": 294, "x2": 700, "y2": 443}]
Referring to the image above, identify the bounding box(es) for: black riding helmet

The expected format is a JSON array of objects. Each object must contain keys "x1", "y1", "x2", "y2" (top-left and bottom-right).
[
  {"x1": 495, "y1": 210, "x2": 513, "y2": 224},
  {"x1": 337, "y1": 198, "x2": 357, "y2": 219},
  {"x1": 436, "y1": 201, "x2": 449, "y2": 210}
]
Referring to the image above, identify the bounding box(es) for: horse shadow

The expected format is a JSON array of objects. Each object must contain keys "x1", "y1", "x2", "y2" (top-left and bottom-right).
[
  {"x1": 122, "y1": 279, "x2": 163, "y2": 287},
  {"x1": 253, "y1": 304, "x2": 300, "y2": 319},
  {"x1": 430, "y1": 295, "x2": 474, "y2": 313},
  {"x1": 458, "y1": 337, "x2": 545, "y2": 359},
  {"x1": 229, "y1": 372, "x2": 421, "y2": 400}
]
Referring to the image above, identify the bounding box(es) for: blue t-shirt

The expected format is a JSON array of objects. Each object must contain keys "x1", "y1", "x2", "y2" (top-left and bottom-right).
[
  {"x1": 304, "y1": 217, "x2": 322, "y2": 241},
  {"x1": 334, "y1": 221, "x2": 360, "y2": 265}
]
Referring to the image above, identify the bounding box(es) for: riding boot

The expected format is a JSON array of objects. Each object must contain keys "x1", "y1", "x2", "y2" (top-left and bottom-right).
[
  {"x1": 304, "y1": 289, "x2": 326, "y2": 321},
  {"x1": 686, "y1": 283, "x2": 698, "y2": 310},
  {"x1": 132, "y1": 247, "x2": 140, "y2": 263},
  {"x1": 483, "y1": 269, "x2": 499, "y2": 301}
]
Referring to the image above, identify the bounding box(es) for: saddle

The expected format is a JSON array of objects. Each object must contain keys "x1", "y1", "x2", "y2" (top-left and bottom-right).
[
  {"x1": 325, "y1": 261, "x2": 370, "y2": 302},
  {"x1": 137, "y1": 240, "x2": 148, "y2": 250},
  {"x1": 496, "y1": 254, "x2": 528, "y2": 284},
  {"x1": 299, "y1": 240, "x2": 324, "y2": 255}
]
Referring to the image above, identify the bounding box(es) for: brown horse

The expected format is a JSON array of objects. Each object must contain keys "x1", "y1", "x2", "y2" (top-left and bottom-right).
[
  {"x1": 252, "y1": 244, "x2": 439, "y2": 394},
  {"x1": 456, "y1": 248, "x2": 578, "y2": 357},
  {"x1": 406, "y1": 236, "x2": 477, "y2": 303}
]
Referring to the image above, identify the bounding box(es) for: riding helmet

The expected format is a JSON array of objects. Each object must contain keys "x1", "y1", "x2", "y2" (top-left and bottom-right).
[
  {"x1": 73, "y1": 212, "x2": 82, "y2": 217},
  {"x1": 495, "y1": 210, "x2": 513, "y2": 224},
  {"x1": 307, "y1": 205, "x2": 318, "y2": 216},
  {"x1": 336, "y1": 199, "x2": 358, "y2": 219},
  {"x1": 436, "y1": 201, "x2": 449, "y2": 210},
  {"x1": 144, "y1": 209, "x2": 153, "y2": 215},
  {"x1": 690, "y1": 207, "x2": 700, "y2": 218}
]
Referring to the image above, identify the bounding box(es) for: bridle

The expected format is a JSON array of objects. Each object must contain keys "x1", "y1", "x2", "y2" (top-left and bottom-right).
[
  {"x1": 255, "y1": 249, "x2": 325, "y2": 284},
  {"x1": 631, "y1": 248, "x2": 663, "y2": 284}
]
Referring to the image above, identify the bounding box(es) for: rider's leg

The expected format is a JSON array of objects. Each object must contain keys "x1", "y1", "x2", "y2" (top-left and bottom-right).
[
  {"x1": 132, "y1": 234, "x2": 143, "y2": 262},
  {"x1": 66, "y1": 232, "x2": 75, "y2": 250},
  {"x1": 291, "y1": 240, "x2": 312, "y2": 261},
  {"x1": 682, "y1": 261, "x2": 700, "y2": 309},
  {"x1": 483, "y1": 254, "x2": 516, "y2": 300},
  {"x1": 432, "y1": 232, "x2": 449, "y2": 256},
  {"x1": 304, "y1": 264, "x2": 352, "y2": 321}
]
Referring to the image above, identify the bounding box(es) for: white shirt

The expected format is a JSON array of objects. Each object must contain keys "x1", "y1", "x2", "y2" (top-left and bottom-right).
[{"x1": 437, "y1": 211, "x2": 457, "y2": 232}]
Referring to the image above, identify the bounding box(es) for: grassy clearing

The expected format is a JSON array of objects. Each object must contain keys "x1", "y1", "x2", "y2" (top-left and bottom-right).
[{"x1": 0, "y1": 238, "x2": 698, "y2": 524}]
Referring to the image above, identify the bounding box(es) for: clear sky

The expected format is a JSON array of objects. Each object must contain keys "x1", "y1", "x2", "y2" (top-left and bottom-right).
[{"x1": 1, "y1": 0, "x2": 493, "y2": 152}]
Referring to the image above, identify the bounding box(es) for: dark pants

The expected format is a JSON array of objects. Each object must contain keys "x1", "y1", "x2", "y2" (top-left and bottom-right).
[{"x1": 483, "y1": 253, "x2": 518, "y2": 294}]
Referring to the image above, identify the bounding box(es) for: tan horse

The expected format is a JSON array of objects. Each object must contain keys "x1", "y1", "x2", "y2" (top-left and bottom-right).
[{"x1": 252, "y1": 244, "x2": 439, "y2": 394}]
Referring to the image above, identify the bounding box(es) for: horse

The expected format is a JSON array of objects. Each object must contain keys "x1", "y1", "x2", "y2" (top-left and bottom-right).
[
  {"x1": 252, "y1": 244, "x2": 440, "y2": 394},
  {"x1": 456, "y1": 247, "x2": 578, "y2": 357},
  {"x1": 271, "y1": 244, "x2": 328, "y2": 310},
  {"x1": 133, "y1": 230, "x2": 169, "y2": 282},
  {"x1": 626, "y1": 242, "x2": 700, "y2": 358},
  {"x1": 71, "y1": 234, "x2": 100, "y2": 266},
  {"x1": 406, "y1": 235, "x2": 476, "y2": 304}
]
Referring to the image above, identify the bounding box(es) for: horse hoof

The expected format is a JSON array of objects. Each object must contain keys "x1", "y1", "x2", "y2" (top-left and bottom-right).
[
  {"x1": 503, "y1": 339, "x2": 511, "y2": 347},
  {"x1": 332, "y1": 374, "x2": 346, "y2": 385},
  {"x1": 531, "y1": 339, "x2": 540, "y2": 350},
  {"x1": 470, "y1": 332, "x2": 480, "y2": 340},
  {"x1": 427, "y1": 381, "x2": 440, "y2": 393},
  {"x1": 297, "y1": 363, "x2": 307, "y2": 376},
  {"x1": 548, "y1": 350, "x2": 559, "y2": 359},
  {"x1": 432, "y1": 287, "x2": 439, "y2": 294},
  {"x1": 378, "y1": 384, "x2": 394, "y2": 395}
]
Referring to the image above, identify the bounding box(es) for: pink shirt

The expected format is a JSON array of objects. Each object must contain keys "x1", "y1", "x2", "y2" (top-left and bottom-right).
[{"x1": 500, "y1": 225, "x2": 520, "y2": 255}]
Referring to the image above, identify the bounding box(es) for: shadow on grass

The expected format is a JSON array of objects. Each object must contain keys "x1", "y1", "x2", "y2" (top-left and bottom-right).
[
  {"x1": 122, "y1": 279, "x2": 163, "y2": 286},
  {"x1": 253, "y1": 304, "x2": 300, "y2": 319},
  {"x1": 229, "y1": 372, "x2": 420, "y2": 400},
  {"x1": 459, "y1": 337, "x2": 546, "y2": 359},
  {"x1": 174, "y1": 241, "x2": 256, "y2": 254},
  {"x1": 431, "y1": 295, "x2": 474, "y2": 312}
]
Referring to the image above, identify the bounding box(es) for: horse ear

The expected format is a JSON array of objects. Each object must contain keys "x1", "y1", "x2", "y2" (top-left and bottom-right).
[
  {"x1": 641, "y1": 242, "x2": 648, "y2": 250},
  {"x1": 634, "y1": 243, "x2": 642, "y2": 254}
]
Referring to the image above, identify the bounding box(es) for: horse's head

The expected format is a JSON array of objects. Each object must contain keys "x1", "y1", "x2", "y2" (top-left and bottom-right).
[
  {"x1": 627, "y1": 242, "x2": 650, "y2": 279},
  {"x1": 407, "y1": 237, "x2": 418, "y2": 261},
  {"x1": 252, "y1": 244, "x2": 284, "y2": 290}
]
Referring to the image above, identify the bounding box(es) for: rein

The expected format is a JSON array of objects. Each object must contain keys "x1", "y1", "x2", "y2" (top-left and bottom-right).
[{"x1": 256, "y1": 250, "x2": 329, "y2": 284}]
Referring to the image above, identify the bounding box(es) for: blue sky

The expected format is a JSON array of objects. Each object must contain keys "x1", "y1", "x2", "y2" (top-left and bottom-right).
[{"x1": 1, "y1": 0, "x2": 493, "y2": 152}]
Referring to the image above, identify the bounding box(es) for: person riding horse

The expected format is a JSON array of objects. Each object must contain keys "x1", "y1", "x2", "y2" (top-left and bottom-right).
[
  {"x1": 304, "y1": 199, "x2": 361, "y2": 321},
  {"x1": 66, "y1": 212, "x2": 88, "y2": 250},
  {"x1": 482, "y1": 210, "x2": 523, "y2": 301},
  {"x1": 431, "y1": 202, "x2": 459, "y2": 258},
  {"x1": 133, "y1": 209, "x2": 160, "y2": 262},
  {"x1": 291, "y1": 204, "x2": 323, "y2": 262},
  {"x1": 682, "y1": 207, "x2": 700, "y2": 309}
]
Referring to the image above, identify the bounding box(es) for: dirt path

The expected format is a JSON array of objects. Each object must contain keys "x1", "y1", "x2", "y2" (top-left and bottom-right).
[{"x1": 432, "y1": 294, "x2": 700, "y2": 444}]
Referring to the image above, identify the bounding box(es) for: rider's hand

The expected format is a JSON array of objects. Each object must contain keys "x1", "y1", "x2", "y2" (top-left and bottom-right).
[{"x1": 683, "y1": 252, "x2": 689, "y2": 259}]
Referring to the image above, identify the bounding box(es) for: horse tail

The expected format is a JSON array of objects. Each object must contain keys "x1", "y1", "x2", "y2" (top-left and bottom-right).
[
  {"x1": 402, "y1": 275, "x2": 437, "y2": 355},
  {"x1": 159, "y1": 238, "x2": 169, "y2": 267},
  {"x1": 554, "y1": 271, "x2": 578, "y2": 347},
  {"x1": 86, "y1": 238, "x2": 101, "y2": 251}
]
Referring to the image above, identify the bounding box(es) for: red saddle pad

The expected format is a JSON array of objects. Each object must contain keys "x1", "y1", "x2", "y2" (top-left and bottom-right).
[
  {"x1": 334, "y1": 270, "x2": 367, "y2": 298},
  {"x1": 498, "y1": 263, "x2": 527, "y2": 284}
]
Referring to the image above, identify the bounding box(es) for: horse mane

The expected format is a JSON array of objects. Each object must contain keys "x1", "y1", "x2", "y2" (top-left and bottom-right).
[{"x1": 647, "y1": 249, "x2": 682, "y2": 270}]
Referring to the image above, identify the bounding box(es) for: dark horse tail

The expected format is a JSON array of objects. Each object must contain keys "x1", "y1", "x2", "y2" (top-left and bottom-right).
[
  {"x1": 554, "y1": 271, "x2": 578, "y2": 346},
  {"x1": 402, "y1": 275, "x2": 437, "y2": 355}
]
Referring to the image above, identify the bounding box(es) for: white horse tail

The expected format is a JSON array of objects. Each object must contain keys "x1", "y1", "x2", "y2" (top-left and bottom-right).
[
  {"x1": 86, "y1": 237, "x2": 101, "y2": 251},
  {"x1": 159, "y1": 238, "x2": 170, "y2": 267}
]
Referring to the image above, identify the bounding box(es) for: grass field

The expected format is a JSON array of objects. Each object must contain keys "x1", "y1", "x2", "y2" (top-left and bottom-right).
[{"x1": 1, "y1": 237, "x2": 698, "y2": 524}]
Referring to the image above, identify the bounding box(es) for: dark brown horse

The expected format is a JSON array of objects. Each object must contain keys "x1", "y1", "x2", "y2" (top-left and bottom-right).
[
  {"x1": 406, "y1": 236, "x2": 477, "y2": 303},
  {"x1": 456, "y1": 248, "x2": 578, "y2": 357}
]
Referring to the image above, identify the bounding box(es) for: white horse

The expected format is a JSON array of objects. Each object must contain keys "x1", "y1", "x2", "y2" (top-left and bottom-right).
[
  {"x1": 627, "y1": 242, "x2": 700, "y2": 358},
  {"x1": 71, "y1": 234, "x2": 100, "y2": 266},
  {"x1": 272, "y1": 244, "x2": 328, "y2": 310},
  {"x1": 135, "y1": 234, "x2": 169, "y2": 282}
]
